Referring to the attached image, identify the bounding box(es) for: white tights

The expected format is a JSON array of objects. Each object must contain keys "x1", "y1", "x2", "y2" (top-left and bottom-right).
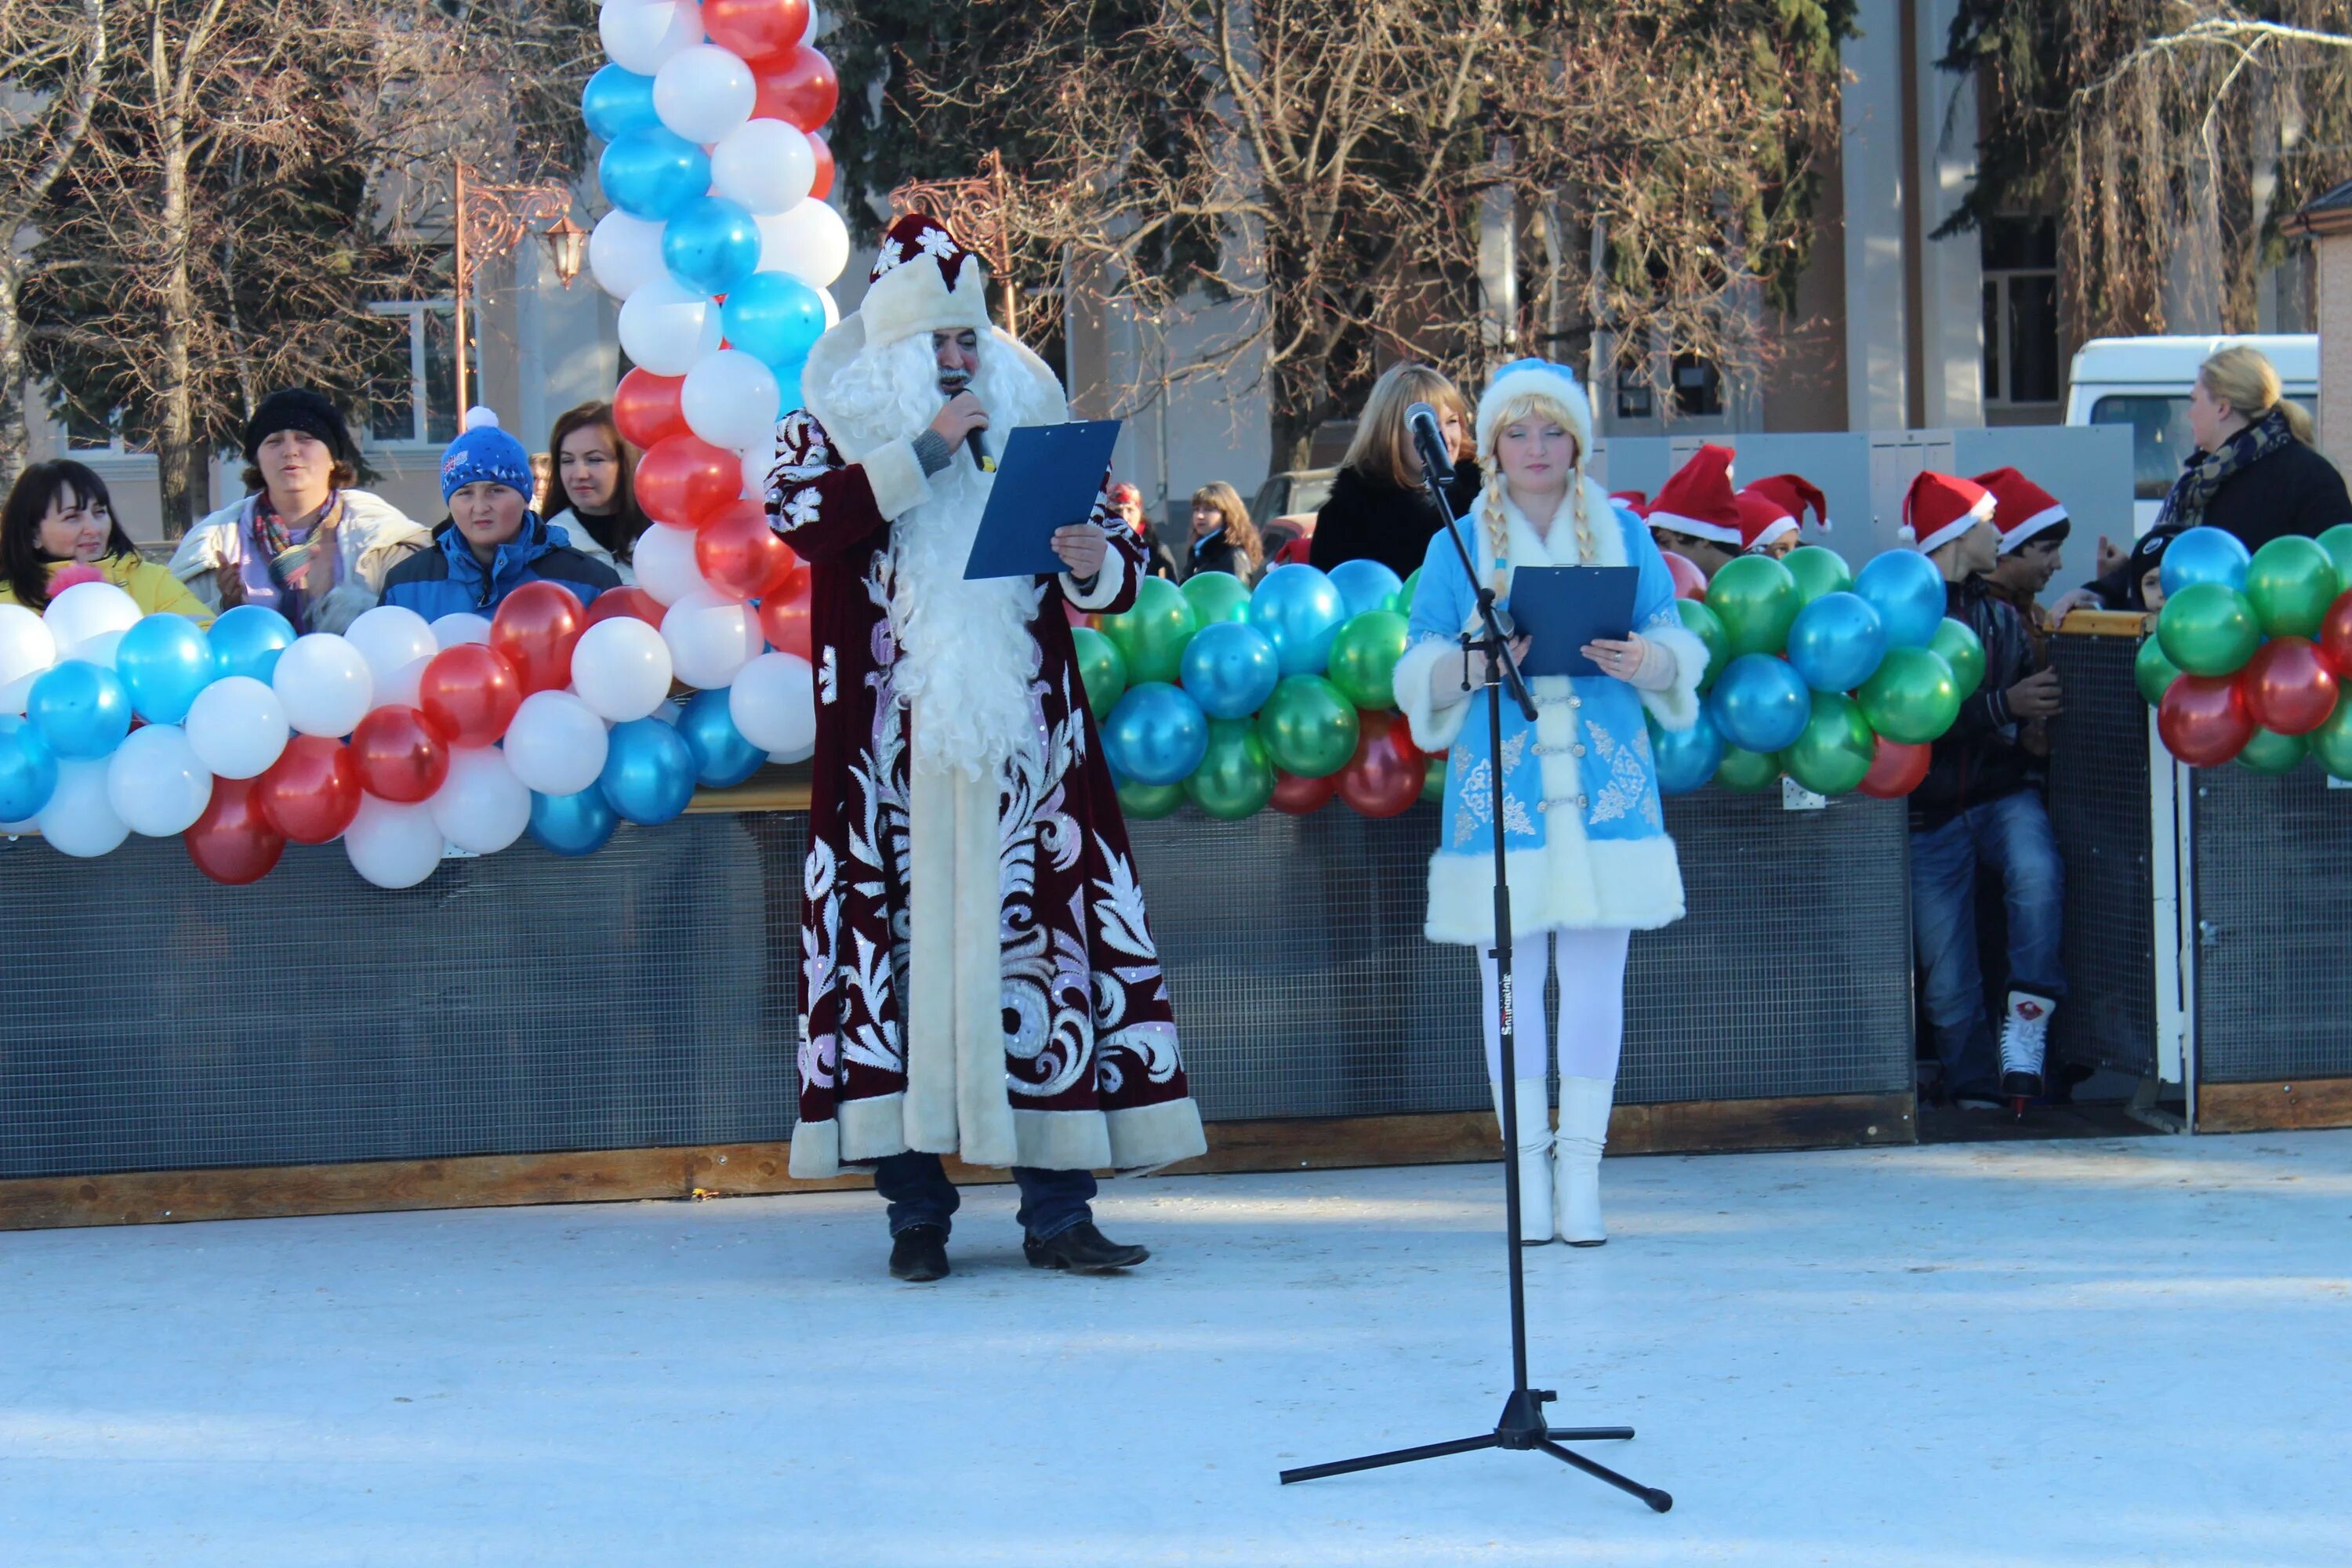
[{"x1": 1478, "y1": 927, "x2": 1632, "y2": 1086}]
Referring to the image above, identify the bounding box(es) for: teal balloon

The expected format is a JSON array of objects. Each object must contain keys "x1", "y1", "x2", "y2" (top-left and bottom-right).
[
  {"x1": 2159, "y1": 525, "x2": 2251, "y2": 597},
  {"x1": 1389, "y1": 567, "x2": 1424, "y2": 616},
  {"x1": 1071, "y1": 625, "x2": 1127, "y2": 716},
  {"x1": 27, "y1": 659, "x2": 132, "y2": 759},
  {"x1": 1248, "y1": 563, "x2": 1348, "y2": 674},
  {"x1": 580, "y1": 64, "x2": 659, "y2": 142},
  {"x1": 1650, "y1": 709, "x2": 1725, "y2": 795},
  {"x1": 1327, "y1": 558, "x2": 1405, "y2": 619},
  {"x1": 1101, "y1": 575, "x2": 1197, "y2": 685},
  {"x1": 1117, "y1": 777, "x2": 1187, "y2": 820},
  {"x1": 661, "y1": 195, "x2": 760, "y2": 296},
  {"x1": 598, "y1": 716, "x2": 696, "y2": 825},
  {"x1": 1784, "y1": 591, "x2": 1886, "y2": 693},
  {"x1": 597, "y1": 126, "x2": 710, "y2": 222},
  {"x1": 1178, "y1": 620, "x2": 1280, "y2": 720},
  {"x1": 1181, "y1": 570, "x2": 1254, "y2": 626},
  {"x1": 528, "y1": 786, "x2": 618, "y2": 856},
  {"x1": 1705, "y1": 652, "x2": 1810, "y2": 753},
  {"x1": 113, "y1": 612, "x2": 216, "y2": 724},
  {"x1": 1853, "y1": 550, "x2": 1945, "y2": 648},
  {"x1": 720, "y1": 272, "x2": 829, "y2": 372},
  {"x1": 208, "y1": 604, "x2": 295, "y2": 683},
  {"x1": 0, "y1": 713, "x2": 59, "y2": 820},
  {"x1": 1713, "y1": 745, "x2": 1780, "y2": 792},
  {"x1": 677, "y1": 688, "x2": 765, "y2": 787},
  {"x1": 1102, "y1": 681, "x2": 1209, "y2": 786}
]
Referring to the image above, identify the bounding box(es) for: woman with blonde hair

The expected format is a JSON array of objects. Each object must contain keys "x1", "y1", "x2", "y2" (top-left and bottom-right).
[
  {"x1": 1183, "y1": 481, "x2": 1265, "y2": 583},
  {"x1": 1311, "y1": 361, "x2": 1481, "y2": 578},
  {"x1": 2161, "y1": 343, "x2": 2350, "y2": 548}
]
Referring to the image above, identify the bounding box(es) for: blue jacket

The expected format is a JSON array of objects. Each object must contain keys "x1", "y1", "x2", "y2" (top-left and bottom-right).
[{"x1": 379, "y1": 514, "x2": 621, "y2": 619}]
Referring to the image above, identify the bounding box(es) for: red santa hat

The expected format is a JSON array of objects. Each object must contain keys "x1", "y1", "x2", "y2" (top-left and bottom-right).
[
  {"x1": 1741, "y1": 474, "x2": 1830, "y2": 535},
  {"x1": 1971, "y1": 467, "x2": 2068, "y2": 553},
  {"x1": 1610, "y1": 488, "x2": 1650, "y2": 514},
  {"x1": 859, "y1": 212, "x2": 994, "y2": 348},
  {"x1": 1646, "y1": 444, "x2": 1741, "y2": 546},
  {"x1": 1900, "y1": 470, "x2": 1996, "y2": 554},
  {"x1": 1734, "y1": 489, "x2": 1798, "y2": 553}
]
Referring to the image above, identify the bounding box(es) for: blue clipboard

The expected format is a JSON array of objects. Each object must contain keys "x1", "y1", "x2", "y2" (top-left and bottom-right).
[
  {"x1": 962, "y1": 419, "x2": 1124, "y2": 579},
  {"x1": 1507, "y1": 566, "x2": 1639, "y2": 677}
]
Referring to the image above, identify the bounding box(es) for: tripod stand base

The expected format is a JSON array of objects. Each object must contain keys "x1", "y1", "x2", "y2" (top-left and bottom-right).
[{"x1": 1279, "y1": 1388, "x2": 1672, "y2": 1511}]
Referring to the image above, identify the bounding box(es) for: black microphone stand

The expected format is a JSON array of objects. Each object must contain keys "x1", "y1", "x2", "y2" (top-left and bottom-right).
[{"x1": 1279, "y1": 421, "x2": 1671, "y2": 1512}]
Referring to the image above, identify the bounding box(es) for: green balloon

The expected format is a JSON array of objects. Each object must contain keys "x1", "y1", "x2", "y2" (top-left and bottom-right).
[
  {"x1": 1704, "y1": 554, "x2": 1802, "y2": 656},
  {"x1": 1070, "y1": 626, "x2": 1127, "y2": 717},
  {"x1": 1858, "y1": 645, "x2": 1961, "y2": 744},
  {"x1": 1180, "y1": 569, "x2": 1253, "y2": 626},
  {"x1": 1327, "y1": 609, "x2": 1409, "y2": 710},
  {"x1": 1714, "y1": 745, "x2": 1780, "y2": 792},
  {"x1": 1929, "y1": 616, "x2": 1987, "y2": 698},
  {"x1": 1117, "y1": 776, "x2": 1187, "y2": 820},
  {"x1": 1254, "y1": 673, "x2": 1360, "y2": 779},
  {"x1": 2310, "y1": 693, "x2": 2352, "y2": 779},
  {"x1": 2133, "y1": 633, "x2": 2182, "y2": 707},
  {"x1": 1782, "y1": 544, "x2": 1853, "y2": 605},
  {"x1": 1103, "y1": 575, "x2": 1200, "y2": 685},
  {"x1": 2244, "y1": 535, "x2": 2340, "y2": 637},
  {"x1": 1781, "y1": 691, "x2": 1876, "y2": 795},
  {"x1": 2316, "y1": 523, "x2": 2352, "y2": 592},
  {"x1": 2237, "y1": 726, "x2": 2307, "y2": 775},
  {"x1": 1675, "y1": 597, "x2": 1729, "y2": 692},
  {"x1": 2156, "y1": 581, "x2": 2260, "y2": 677},
  {"x1": 1421, "y1": 753, "x2": 1447, "y2": 802},
  {"x1": 1388, "y1": 567, "x2": 1424, "y2": 616},
  {"x1": 1183, "y1": 717, "x2": 1276, "y2": 818}
]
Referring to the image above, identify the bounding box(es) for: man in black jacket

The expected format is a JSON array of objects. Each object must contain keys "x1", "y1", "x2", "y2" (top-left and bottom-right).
[{"x1": 1902, "y1": 472, "x2": 2067, "y2": 1110}]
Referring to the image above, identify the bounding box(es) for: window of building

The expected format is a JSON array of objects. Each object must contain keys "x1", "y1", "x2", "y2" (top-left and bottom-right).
[
  {"x1": 1982, "y1": 217, "x2": 2060, "y2": 408},
  {"x1": 365, "y1": 301, "x2": 463, "y2": 445},
  {"x1": 1671, "y1": 353, "x2": 1723, "y2": 418},
  {"x1": 1615, "y1": 361, "x2": 1655, "y2": 421},
  {"x1": 62, "y1": 404, "x2": 146, "y2": 454}
]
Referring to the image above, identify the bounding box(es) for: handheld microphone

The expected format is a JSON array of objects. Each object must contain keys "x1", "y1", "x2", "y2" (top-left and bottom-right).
[
  {"x1": 1404, "y1": 401, "x2": 1454, "y2": 481},
  {"x1": 965, "y1": 427, "x2": 993, "y2": 473}
]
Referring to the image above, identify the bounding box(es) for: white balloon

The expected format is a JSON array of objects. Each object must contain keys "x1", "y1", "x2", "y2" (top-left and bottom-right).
[
  {"x1": 430, "y1": 612, "x2": 493, "y2": 649},
  {"x1": 429, "y1": 746, "x2": 532, "y2": 854},
  {"x1": 503, "y1": 689, "x2": 612, "y2": 795},
  {"x1": 0, "y1": 604, "x2": 56, "y2": 695},
  {"x1": 755, "y1": 200, "x2": 851, "y2": 289},
  {"x1": 590, "y1": 209, "x2": 669, "y2": 303},
  {"x1": 36, "y1": 757, "x2": 127, "y2": 857},
  {"x1": 710, "y1": 118, "x2": 816, "y2": 214},
  {"x1": 682, "y1": 349, "x2": 782, "y2": 452},
  {"x1": 819, "y1": 285, "x2": 840, "y2": 328},
  {"x1": 728, "y1": 652, "x2": 816, "y2": 754},
  {"x1": 344, "y1": 795, "x2": 445, "y2": 890},
  {"x1": 738, "y1": 447, "x2": 772, "y2": 503},
  {"x1": 271, "y1": 633, "x2": 375, "y2": 739},
  {"x1": 42, "y1": 582, "x2": 141, "y2": 662},
  {"x1": 654, "y1": 45, "x2": 756, "y2": 144},
  {"x1": 379, "y1": 655, "x2": 430, "y2": 711},
  {"x1": 632, "y1": 522, "x2": 705, "y2": 606},
  {"x1": 76, "y1": 628, "x2": 125, "y2": 670},
  {"x1": 184, "y1": 676, "x2": 290, "y2": 779},
  {"x1": 768, "y1": 739, "x2": 815, "y2": 764},
  {"x1": 570, "y1": 618, "x2": 675, "y2": 722},
  {"x1": 106, "y1": 724, "x2": 214, "y2": 837},
  {"x1": 342, "y1": 606, "x2": 437, "y2": 690},
  {"x1": 598, "y1": 0, "x2": 703, "y2": 74},
  {"x1": 618, "y1": 277, "x2": 724, "y2": 376},
  {"x1": 661, "y1": 587, "x2": 764, "y2": 690}
]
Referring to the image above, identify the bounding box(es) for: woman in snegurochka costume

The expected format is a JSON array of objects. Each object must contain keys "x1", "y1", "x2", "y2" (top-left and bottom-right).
[{"x1": 1392, "y1": 358, "x2": 1710, "y2": 1247}]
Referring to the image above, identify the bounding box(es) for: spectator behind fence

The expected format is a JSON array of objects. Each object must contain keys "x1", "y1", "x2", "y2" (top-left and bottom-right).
[
  {"x1": 1645, "y1": 444, "x2": 1743, "y2": 580},
  {"x1": 2157, "y1": 344, "x2": 2350, "y2": 550},
  {"x1": 543, "y1": 401, "x2": 650, "y2": 585},
  {"x1": 1108, "y1": 481, "x2": 1179, "y2": 579},
  {"x1": 380, "y1": 408, "x2": 620, "y2": 619},
  {"x1": 1901, "y1": 471, "x2": 2067, "y2": 1112},
  {"x1": 169, "y1": 387, "x2": 432, "y2": 634},
  {"x1": 1, "y1": 460, "x2": 210, "y2": 621},
  {"x1": 1183, "y1": 481, "x2": 1264, "y2": 584},
  {"x1": 1309, "y1": 362, "x2": 1481, "y2": 579}
]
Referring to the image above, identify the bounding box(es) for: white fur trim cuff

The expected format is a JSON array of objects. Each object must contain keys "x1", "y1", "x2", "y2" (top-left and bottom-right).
[
  {"x1": 1425, "y1": 838, "x2": 1687, "y2": 945},
  {"x1": 861, "y1": 437, "x2": 934, "y2": 522},
  {"x1": 1105, "y1": 1098, "x2": 1210, "y2": 1171},
  {"x1": 1060, "y1": 532, "x2": 1128, "y2": 610},
  {"x1": 1394, "y1": 635, "x2": 1474, "y2": 753},
  {"x1": 1635, "y1": 622, "x2": 1708, "y2": 731},
  {"x1": 860, "y1": 257, "x2": 995, "y2": 350},
  {"x1": 789, "y1": 1115, "x2": 843, "y2": 1178}
]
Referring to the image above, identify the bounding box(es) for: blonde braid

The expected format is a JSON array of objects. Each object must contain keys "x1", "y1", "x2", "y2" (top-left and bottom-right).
[
  {"x1": 1570, "y1": 465, "x2": 1596, "y2": 563},
  {"x1": 1479, "y1": 484, "x2": 1509, "y2": 598}
]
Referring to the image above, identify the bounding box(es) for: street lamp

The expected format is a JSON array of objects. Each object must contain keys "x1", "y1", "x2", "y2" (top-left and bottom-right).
[{"x1": 452, "y1": 163, "x2": 584, "y2": 412}]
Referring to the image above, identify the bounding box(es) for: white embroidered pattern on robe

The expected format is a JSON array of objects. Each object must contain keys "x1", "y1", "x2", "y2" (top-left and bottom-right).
[
  {"x1": 1584, "y1": 717, "x2": 1659, "y2": 827},
  {"x1": 1451, "y1": 731, "x2": 1534, "y2": 847}
]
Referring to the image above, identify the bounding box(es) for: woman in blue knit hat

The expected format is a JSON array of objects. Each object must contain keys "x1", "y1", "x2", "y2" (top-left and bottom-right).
[{"x1": 380, "y1": 408, "x2": 622, "y2": 618}]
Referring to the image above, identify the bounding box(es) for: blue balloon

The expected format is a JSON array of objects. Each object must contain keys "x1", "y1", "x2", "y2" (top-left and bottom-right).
[
  {"x1": 661, "y1": 195, "x2": 761, "y2": 296},
  {"x1": 113, "y1": 613, "x2": 215, "y2": 724},
  {"x1": 528, "y1": 786, "x2": 619, "y2": 857},
  {"x1": 599, "y1": 716, "x2": 697, "y2": 824},
  {"x1": 581, "y1": 64, "x2": 659, "y2": 143},
  {"x1": 2160, "y1": 524, "x2": 2252, "y2": 597},
  {"x1": 1650, "y1": 709, "x2": 1726, "y2": 796},
  {"x1": 1784, "y1": 591, "x2": 1888, "y2": 694},
  {"x1": 774, "y1": 358, "x2": 806, "y2": 416},
  {"x1": 27, "y1": 660, "x2": 132, "y2": 760},
  {"x1": 209, "y1": 604, "x2": 296, "y2": 683},
  {"x1": 677, "y1": 688, "x2": 766, "y2": 787},
  {"x1": 1178, "y1": 620, "x2": 1281, "y2": 720},
  {"x1": 597, "y1": 127, "x2": 711, "y2": 223},
  {"x1": 1248, "y1": 564, "x2": 1348, "y2": 675},
  {"x1": 1327, "y1": 558, "x2": 1405, "y2": 619},
  {"x1": 720, "y1": 272, "x2": 829, "y2": 372},
  {"x1": 1706, "y1": 653, "x2": 1810, "y2": 753},
  {"x1": 1102, "y1": 681, "x2": 1209, "y2": 786},
  {"x1": 0, "y1": 713, "x2": 59, "y2": 820},
  {"x1": 1852, "y1": 550, "x2": 1945, "y2": 649}
]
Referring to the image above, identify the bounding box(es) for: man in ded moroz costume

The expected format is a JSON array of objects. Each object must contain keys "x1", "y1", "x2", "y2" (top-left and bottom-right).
[{"x1": 765, "y1": 215, "x2": 1207, "y2": 1283}]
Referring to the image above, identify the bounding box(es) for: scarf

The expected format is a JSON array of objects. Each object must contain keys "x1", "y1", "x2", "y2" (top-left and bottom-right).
[
  {"x1": 2158, "y1": 406, "x2": 2293, "y2": 531},
  {"x1": 238, "y1": 490, "x2": 343, "y2": 633}
]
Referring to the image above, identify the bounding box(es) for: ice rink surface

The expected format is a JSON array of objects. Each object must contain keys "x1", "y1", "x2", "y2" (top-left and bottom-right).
[{"x1": 4, "y1": 1131, "x2": 2348, "y2": 1566}]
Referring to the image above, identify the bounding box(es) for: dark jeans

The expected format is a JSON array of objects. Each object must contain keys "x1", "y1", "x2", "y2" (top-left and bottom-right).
[
  {"x1": 1911, "y1": 790, "x2": 2067, "y2": 1098},
  {"x1": 872, "y1": 1152, "x2": 1096, "y2": 1242}
]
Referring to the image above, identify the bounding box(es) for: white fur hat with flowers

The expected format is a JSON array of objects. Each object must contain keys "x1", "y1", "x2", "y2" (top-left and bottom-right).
[
  {"x1": 1900, "y1": 470, "x2": 1997, "y2": 553},
  {"x1": 1475, "y1": 357, "x2": 1595, "y2": 469},
  {"x1": 858, "y1": 212, "x2": 994, "y2": 349}
]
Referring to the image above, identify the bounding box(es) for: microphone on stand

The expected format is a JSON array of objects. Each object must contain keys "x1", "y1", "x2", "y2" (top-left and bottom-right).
[{"x1": 1404, "y1": 401, "x2": 1455, "y2": 482}]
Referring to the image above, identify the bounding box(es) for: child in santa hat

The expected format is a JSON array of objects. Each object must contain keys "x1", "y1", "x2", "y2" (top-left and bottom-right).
[{"x1": 1642, "y1": 445, "x2": 1741, "y2": 582}]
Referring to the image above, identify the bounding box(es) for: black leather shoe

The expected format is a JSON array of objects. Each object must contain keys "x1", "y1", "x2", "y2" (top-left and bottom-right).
[
  {"x1": 1023, "y1": 1221, "x2": 1149, "y2": 1273},
  {"x1": 888, "y1": 1225, "x2": 950, "y2": 1282}
]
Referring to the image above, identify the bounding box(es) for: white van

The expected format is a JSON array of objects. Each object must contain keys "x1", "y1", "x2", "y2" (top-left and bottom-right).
[{"x1": 2063, "y1": 334, "x2": 2318, "y2": 535}]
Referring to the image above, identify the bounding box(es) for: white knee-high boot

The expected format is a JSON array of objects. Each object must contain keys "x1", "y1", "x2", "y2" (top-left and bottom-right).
[
  {"x1": 1494, "y1": 1079, "x2": 1554, "y2": 1246},
  {"x1": 1554, "y1": 1076, "x2": 1615, "y2": 1245}
]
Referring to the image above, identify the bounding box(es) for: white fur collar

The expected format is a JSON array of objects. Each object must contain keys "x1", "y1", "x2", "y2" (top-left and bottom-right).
[{"x1": 1477, "y1": 476, "x2": 1626, "y2": 583}]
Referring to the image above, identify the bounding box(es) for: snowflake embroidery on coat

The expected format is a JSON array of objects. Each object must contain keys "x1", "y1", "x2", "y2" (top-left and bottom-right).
[
  {"x1": 1584, "y1": 718, "x2": 1659, "y2": 827},
  {"x1": 1451, "y1": 731, "x2": 1534, "y2": 847},
  {"x1": 916, "y1": 227, "x2": 960, "y2": 260},
  {"x1": 785, "y1": 488, "x2": 822, "y2": 530},
  {"x1": 873, "y1": 240, "x2": 909, "y2": 276}
]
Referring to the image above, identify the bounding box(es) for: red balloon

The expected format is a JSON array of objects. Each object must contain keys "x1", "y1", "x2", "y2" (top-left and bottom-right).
[
  {"x1": 2238, "y1": 635, "x2": 2339, "y2": 736},
  {"x1": 2318, "y1": 590, "x2": 2352, "y2": 679},
  {"x1": 254, "y1": 735, "x2": 362, "y2": 844},
  {"x1": 1334, "y1": 710, "x2": 1428, "y2": 818},
  {"x1": 698, "y1": 501, "x2": 800, "y2": 600},
  {"x1": 750, "y1": 45, "x2": 839, "y2": 132},
  {"x1": 184, "y1": 775, "x2": 286, "y2": 886},
  {"x1": 488, "y1": 581, "x2": 586, "y2": 695},
  {"x1": 1664, "y1": 550, "x2": 1708, "y2": 601},
  {"x1": 2157, "y1": 673, "x2": 2254, "y2": 767},
  {"x1": 1855, "y1": 735, "x2": 1931, "y2": 799},
  {"x1": 350, "y1": 706, "x2": 452, "y2": 803},
  {"x1": 612, "y1": 368, "x2": 688, "y2": 452},
  {"x1": 702, "y1": 0, "x2": 809, "y2": 59},
  {"x1": 808, "y1": 128, "x2": 835, "y2": 201},
  {"x1": 1269, "y1": 768, "x2": 1337, "y2": 815},
  {"x1": 588, "y1": 586, "x2": 668, "y2": 629},
  {"x1": 636, "y1": 434, "x2": 743, "y2": 530},
  {"x1": 419, "y1": 643, "x2": 524, "y2": 747},
  {"x1": 757, "y1": 570, "x2": 813, "y2": 660}
]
